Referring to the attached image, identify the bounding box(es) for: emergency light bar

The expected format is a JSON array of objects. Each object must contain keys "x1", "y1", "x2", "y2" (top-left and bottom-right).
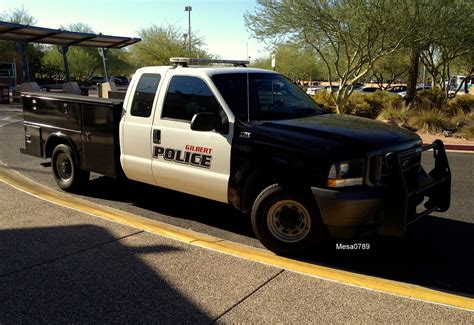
[{"x1": 170, "y1": 57, "x2": 249, "y2": 67}]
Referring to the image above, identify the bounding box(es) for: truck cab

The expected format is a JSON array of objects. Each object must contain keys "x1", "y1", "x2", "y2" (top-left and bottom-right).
[{"x1": 120, "y1": 64, "x2": 234, "y2": 203}]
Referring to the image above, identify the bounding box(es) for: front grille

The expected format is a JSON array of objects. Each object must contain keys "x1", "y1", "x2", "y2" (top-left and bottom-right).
[{"x1": 368, "y1": 148, "x2": 422, "y2": 187}]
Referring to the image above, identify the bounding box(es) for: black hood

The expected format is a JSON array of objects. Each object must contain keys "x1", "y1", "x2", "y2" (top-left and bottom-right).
[{"x1": 250, "y1": 114, "x2": 420, "y2": 156}]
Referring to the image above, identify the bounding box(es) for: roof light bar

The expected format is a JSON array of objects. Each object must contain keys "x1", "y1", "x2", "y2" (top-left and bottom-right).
[{"x1": 170, "y1": 57, "x2": 249, "y2": 67}]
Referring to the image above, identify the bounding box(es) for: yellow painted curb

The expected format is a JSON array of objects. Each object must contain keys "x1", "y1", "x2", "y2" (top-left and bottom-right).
[{"x1": 0, "y1": 165, "x2": 473, "y2": 311}]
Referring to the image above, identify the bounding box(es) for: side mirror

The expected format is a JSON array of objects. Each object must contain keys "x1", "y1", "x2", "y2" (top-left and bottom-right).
[{"x1": 190, "y1": 112, "x2": 221, "y2": 132}]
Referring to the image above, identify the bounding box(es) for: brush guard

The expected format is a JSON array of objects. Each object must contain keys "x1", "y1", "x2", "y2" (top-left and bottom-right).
[{"x1": 378, "y1": 140, "x2": 451, "y2": 236}]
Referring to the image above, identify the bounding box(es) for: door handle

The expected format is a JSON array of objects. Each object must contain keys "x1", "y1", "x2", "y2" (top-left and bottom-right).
[{"x1": 153, "y1": 129, "x2": 161, "y2": 144}]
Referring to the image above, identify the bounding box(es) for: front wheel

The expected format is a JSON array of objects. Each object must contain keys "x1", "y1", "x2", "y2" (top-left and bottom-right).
[
  {"x1": 251, "y1": 184, "x2": 324, "y2": 256},
  {"x1": 52, "y1": 144, "x2": 89, "y2": 192}
]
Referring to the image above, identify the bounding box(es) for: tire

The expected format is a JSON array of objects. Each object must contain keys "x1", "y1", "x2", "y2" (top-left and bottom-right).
[
  {"x1": 52, "y1": 144, "x2": 89, "y2": 192},
  {"x1": 251, "y1": 184, "x2": 324, "y2": 256}
]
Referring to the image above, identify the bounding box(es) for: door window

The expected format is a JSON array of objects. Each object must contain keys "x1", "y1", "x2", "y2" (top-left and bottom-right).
[
  {"x1": 130, "y1": 73, "x2": 161, "y2": 118},
  {"x1": 162, "y1": 76, "x2": 221, "y2": 121}
]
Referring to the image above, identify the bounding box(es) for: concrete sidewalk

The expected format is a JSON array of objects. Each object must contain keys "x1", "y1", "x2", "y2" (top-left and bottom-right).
[{"x1": 0, "y1": 181, "x2": 473, "y2": 323}]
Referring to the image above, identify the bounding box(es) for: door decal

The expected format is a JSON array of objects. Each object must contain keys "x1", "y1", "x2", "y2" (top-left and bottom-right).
[{"x1": 152, "y1": 145, "x2": 213, "y2": 169}]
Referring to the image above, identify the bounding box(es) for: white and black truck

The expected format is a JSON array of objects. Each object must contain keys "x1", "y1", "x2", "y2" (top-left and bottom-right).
[{"x1": 20, "y1": 58, "x2": 451, "y2": 255}]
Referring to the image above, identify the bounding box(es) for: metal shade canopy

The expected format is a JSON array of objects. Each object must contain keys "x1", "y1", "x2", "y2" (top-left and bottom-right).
[{"x1": 0, "y1": 21, "x2": 141, "y2": 48}]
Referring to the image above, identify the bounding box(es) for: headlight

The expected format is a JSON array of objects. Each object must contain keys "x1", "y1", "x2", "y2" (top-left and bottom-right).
[{"x1": 327, "y1": 159, "x2": 364, "y2": 188}]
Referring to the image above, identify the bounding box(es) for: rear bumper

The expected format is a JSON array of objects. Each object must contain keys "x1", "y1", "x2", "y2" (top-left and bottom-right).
[{"x1": 312, "y1": 140, "x2": 451, "y2": 238}]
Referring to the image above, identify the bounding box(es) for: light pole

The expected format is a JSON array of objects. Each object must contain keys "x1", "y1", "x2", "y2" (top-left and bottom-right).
[
  {"x1": 182, "y1": 33, "x2": 188, "y2": 51},
  {"x1": 184, "y1": 6, "x2": 192, "y2": 56}
]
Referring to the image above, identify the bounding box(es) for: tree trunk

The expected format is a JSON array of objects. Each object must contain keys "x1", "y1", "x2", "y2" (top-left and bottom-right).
[
  {"x1": 405, "y1": 49, "x2": 420, "y2": 105},
  {"x1": 334, "y1": 94, "x2": 342, "y2": 114}
]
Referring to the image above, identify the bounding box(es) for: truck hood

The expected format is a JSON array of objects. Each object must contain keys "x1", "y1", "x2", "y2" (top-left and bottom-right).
[{"x1": 252, "y1": 114, "x2": 420, "y2": 155}]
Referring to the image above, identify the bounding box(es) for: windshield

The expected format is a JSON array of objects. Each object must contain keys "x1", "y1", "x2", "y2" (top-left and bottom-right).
[{"x1": 212, "y1": 73, "x2": 322, "y2": 121}]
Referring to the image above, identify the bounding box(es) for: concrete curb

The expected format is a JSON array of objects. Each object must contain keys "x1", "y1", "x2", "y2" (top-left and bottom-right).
[
  {"x1": 423, "y1": 143, "x2": 474, "y2": 152},
  {"x1": 443, "y1": 144, "x2": 474, "y2": 151}
]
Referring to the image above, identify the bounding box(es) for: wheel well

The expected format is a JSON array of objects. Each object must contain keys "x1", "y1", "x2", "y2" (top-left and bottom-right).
[
  {"x1": 45, "y1": 136, "x2": 79, "y2": 166},
  {"x1": 240, "y1": 169, "x2": 314, "y2": 213},
  {"x1": 45, "y1": 137, "x2": 68, "y2": 158},
  {"x1": 240, "y1": 170, "x2": 274, "y2": 213}
]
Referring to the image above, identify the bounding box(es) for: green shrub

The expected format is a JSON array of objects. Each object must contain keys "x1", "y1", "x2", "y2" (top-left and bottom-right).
[
  {"x1": 377, "y1": 101, "x2": 411, "y2": 127},
  {"x1": 345, "y1": 93, "x2": 373, "y2": 117},
  {"x1": 451, "y1": 109, "x2": 470, "y2": 128},
  {"x1": 365, "y1": 91, "x2": 401, "y2": 110},
  {"x1": 412, "y1": 88, "x2": 447, "y2": 111},
  {"x1": 457, "y1": 113, "x2": 474, "y2": 139},
  {"x1": 347, "y1": 91, "x2": 402, "y2": 119},
  {"x1": 313, "y1": 90, "x2": 336, "y2": 113},
  {"x1": 409, "y1": 109, "x2": 450, "y2": 133},
  {"x1": 447, "y1": 95, "x2": 474, "y2": 116}
]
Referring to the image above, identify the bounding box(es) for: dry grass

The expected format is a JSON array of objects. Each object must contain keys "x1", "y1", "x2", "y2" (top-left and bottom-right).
[
  {"x1": 457, "y1": 113, "x2": 474, "y2": 139},
  {"x1": 377, "y1": 102, "x2": 410, "y2": 127},
  {"x1": 309, "y1": 87, "x2": 473, "y2": 138},
  {"x1": 409, "y1": 109, "x2": 450, "y2": 133}
]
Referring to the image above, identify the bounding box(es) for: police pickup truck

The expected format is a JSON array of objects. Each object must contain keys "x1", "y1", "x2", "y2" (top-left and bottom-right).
[{"x1": 20, "y1": 58, "x2": 451, "y2": 255}]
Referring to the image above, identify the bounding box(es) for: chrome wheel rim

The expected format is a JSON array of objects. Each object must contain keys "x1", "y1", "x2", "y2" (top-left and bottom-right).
[
  {"x1": 56, "y1": 153, "x2": 72, "y2": 181},
  {"x1": 266, "y1": 200, "x2": 311, "y2": 243}
]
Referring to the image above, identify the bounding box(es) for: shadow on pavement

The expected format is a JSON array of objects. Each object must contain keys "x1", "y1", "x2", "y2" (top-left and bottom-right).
[
  {"x1": 81, "y1": 176, "x2": 254, "y2": 238},
  {"x1": 310, "y1": 215, "x2": 474, "y2": 298},
  {"x1": 0, "y1": 225, "x2": 212, "y2": 322},
  {"x1": 75, "y1": 176, "x2": 473, "y2": 298}
]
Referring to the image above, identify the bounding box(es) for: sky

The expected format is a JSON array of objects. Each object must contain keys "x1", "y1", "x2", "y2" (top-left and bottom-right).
[{"x1": 0, "y1": 0, "x2": 269, "y2": 62}]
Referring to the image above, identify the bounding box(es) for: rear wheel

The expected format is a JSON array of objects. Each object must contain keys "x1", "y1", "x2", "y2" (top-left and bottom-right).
[
  {"x1": 251, "y1": 184, "x2": 324, "y2": 256},
  {"x1": 52, "y1": 144, "x2": 89, "y2": 192}
]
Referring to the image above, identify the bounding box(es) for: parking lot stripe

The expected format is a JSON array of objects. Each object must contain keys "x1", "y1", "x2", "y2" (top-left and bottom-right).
[{"x1": 0, "y1": 164, "x2": 473, "y2": 311}]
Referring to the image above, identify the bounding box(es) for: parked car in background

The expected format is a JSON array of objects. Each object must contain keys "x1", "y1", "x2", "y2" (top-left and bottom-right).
[
  {"x1": 354, "y1": 86, "x2": 380, "y2": 93},
  {"x1": 306, "y1": 86, "x2": 324, "y2": 96},
  {"x1": 87, "y1": 76, "x2": 107, "y2": 85},
  {"x1": 397, "y1": 85, "x2": 431, "y2": 98},
  {"x1": 387, "y1": 85, "x2": 407, "y2": 94},
  {"x1": 417, "y1": 84, "x2": 432, "y2": 91},
  {"x1": 324, "y1": 85, "x2": 339, "y2": 93},
  {"x1": 114, "y1": 76, "x2": 129, "y2": 85},
  {"x1": 307, "y1": 84, "x2": 361, "y2": 96},
  {"x1": 87, "y1": 76, "x2": 122, "y2": 86}
]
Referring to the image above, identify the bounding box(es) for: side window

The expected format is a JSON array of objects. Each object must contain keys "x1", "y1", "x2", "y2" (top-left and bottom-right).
[
  {"x1": 130, "y1": 73, "x2": 161, "y2": 118},
  {"x1": 162, "y1": 76, "x2": 221, "y2": 121}
]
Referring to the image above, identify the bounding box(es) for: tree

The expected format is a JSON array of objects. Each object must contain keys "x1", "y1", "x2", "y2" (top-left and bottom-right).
[
  {"x1": 245, "y1": 0, "x2": 413, "y2": 113},
  {"x1": 418, "y1": 0, "x2": 474, "y2": 96},
  {"x1": 0, "y1": 6, "x2": 36, "y2": 24},
  {"x1": 41, "y1": 23, "x2": 132, "y2": 80},
  {"x1": 126, "y1": 24, "x2": 210, "y2": 68},
  {"x1": 400, "y1": 0, "x2": 474, "y2": 103},
  {"x1": 252, "y1": 43, "x2": 325, "y2": 82},
  {"x1": 370, "y1": 50, "x2": 410, "y2": 89},
  {"x1": 0, "y1": 7, "x2": 43, "y2": 82},
  {"x1": 449, "y1": 53, "x2": 474, "y2": 95}
]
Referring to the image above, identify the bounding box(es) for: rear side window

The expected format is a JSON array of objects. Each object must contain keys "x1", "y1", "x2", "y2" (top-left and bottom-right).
[
  {"x1": 162, "y1": 76, "x2": 221, "y2": 121},
  {"x1": 130, "y1": 73, "x2": 161, "y2": 117}
]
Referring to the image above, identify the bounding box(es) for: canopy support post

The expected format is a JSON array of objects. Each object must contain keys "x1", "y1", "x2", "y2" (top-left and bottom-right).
[{"x1": 58, "y1": 45, "x2": 71, "y2": 81}]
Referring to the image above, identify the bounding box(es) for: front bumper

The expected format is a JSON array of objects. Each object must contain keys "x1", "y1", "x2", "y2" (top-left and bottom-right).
[
  {"x1": 312, "y1": 187, "x2": 384, "y2": 237},
  {"x1": 312, "y1": 140, "x2": 451, "y2": 238}
]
